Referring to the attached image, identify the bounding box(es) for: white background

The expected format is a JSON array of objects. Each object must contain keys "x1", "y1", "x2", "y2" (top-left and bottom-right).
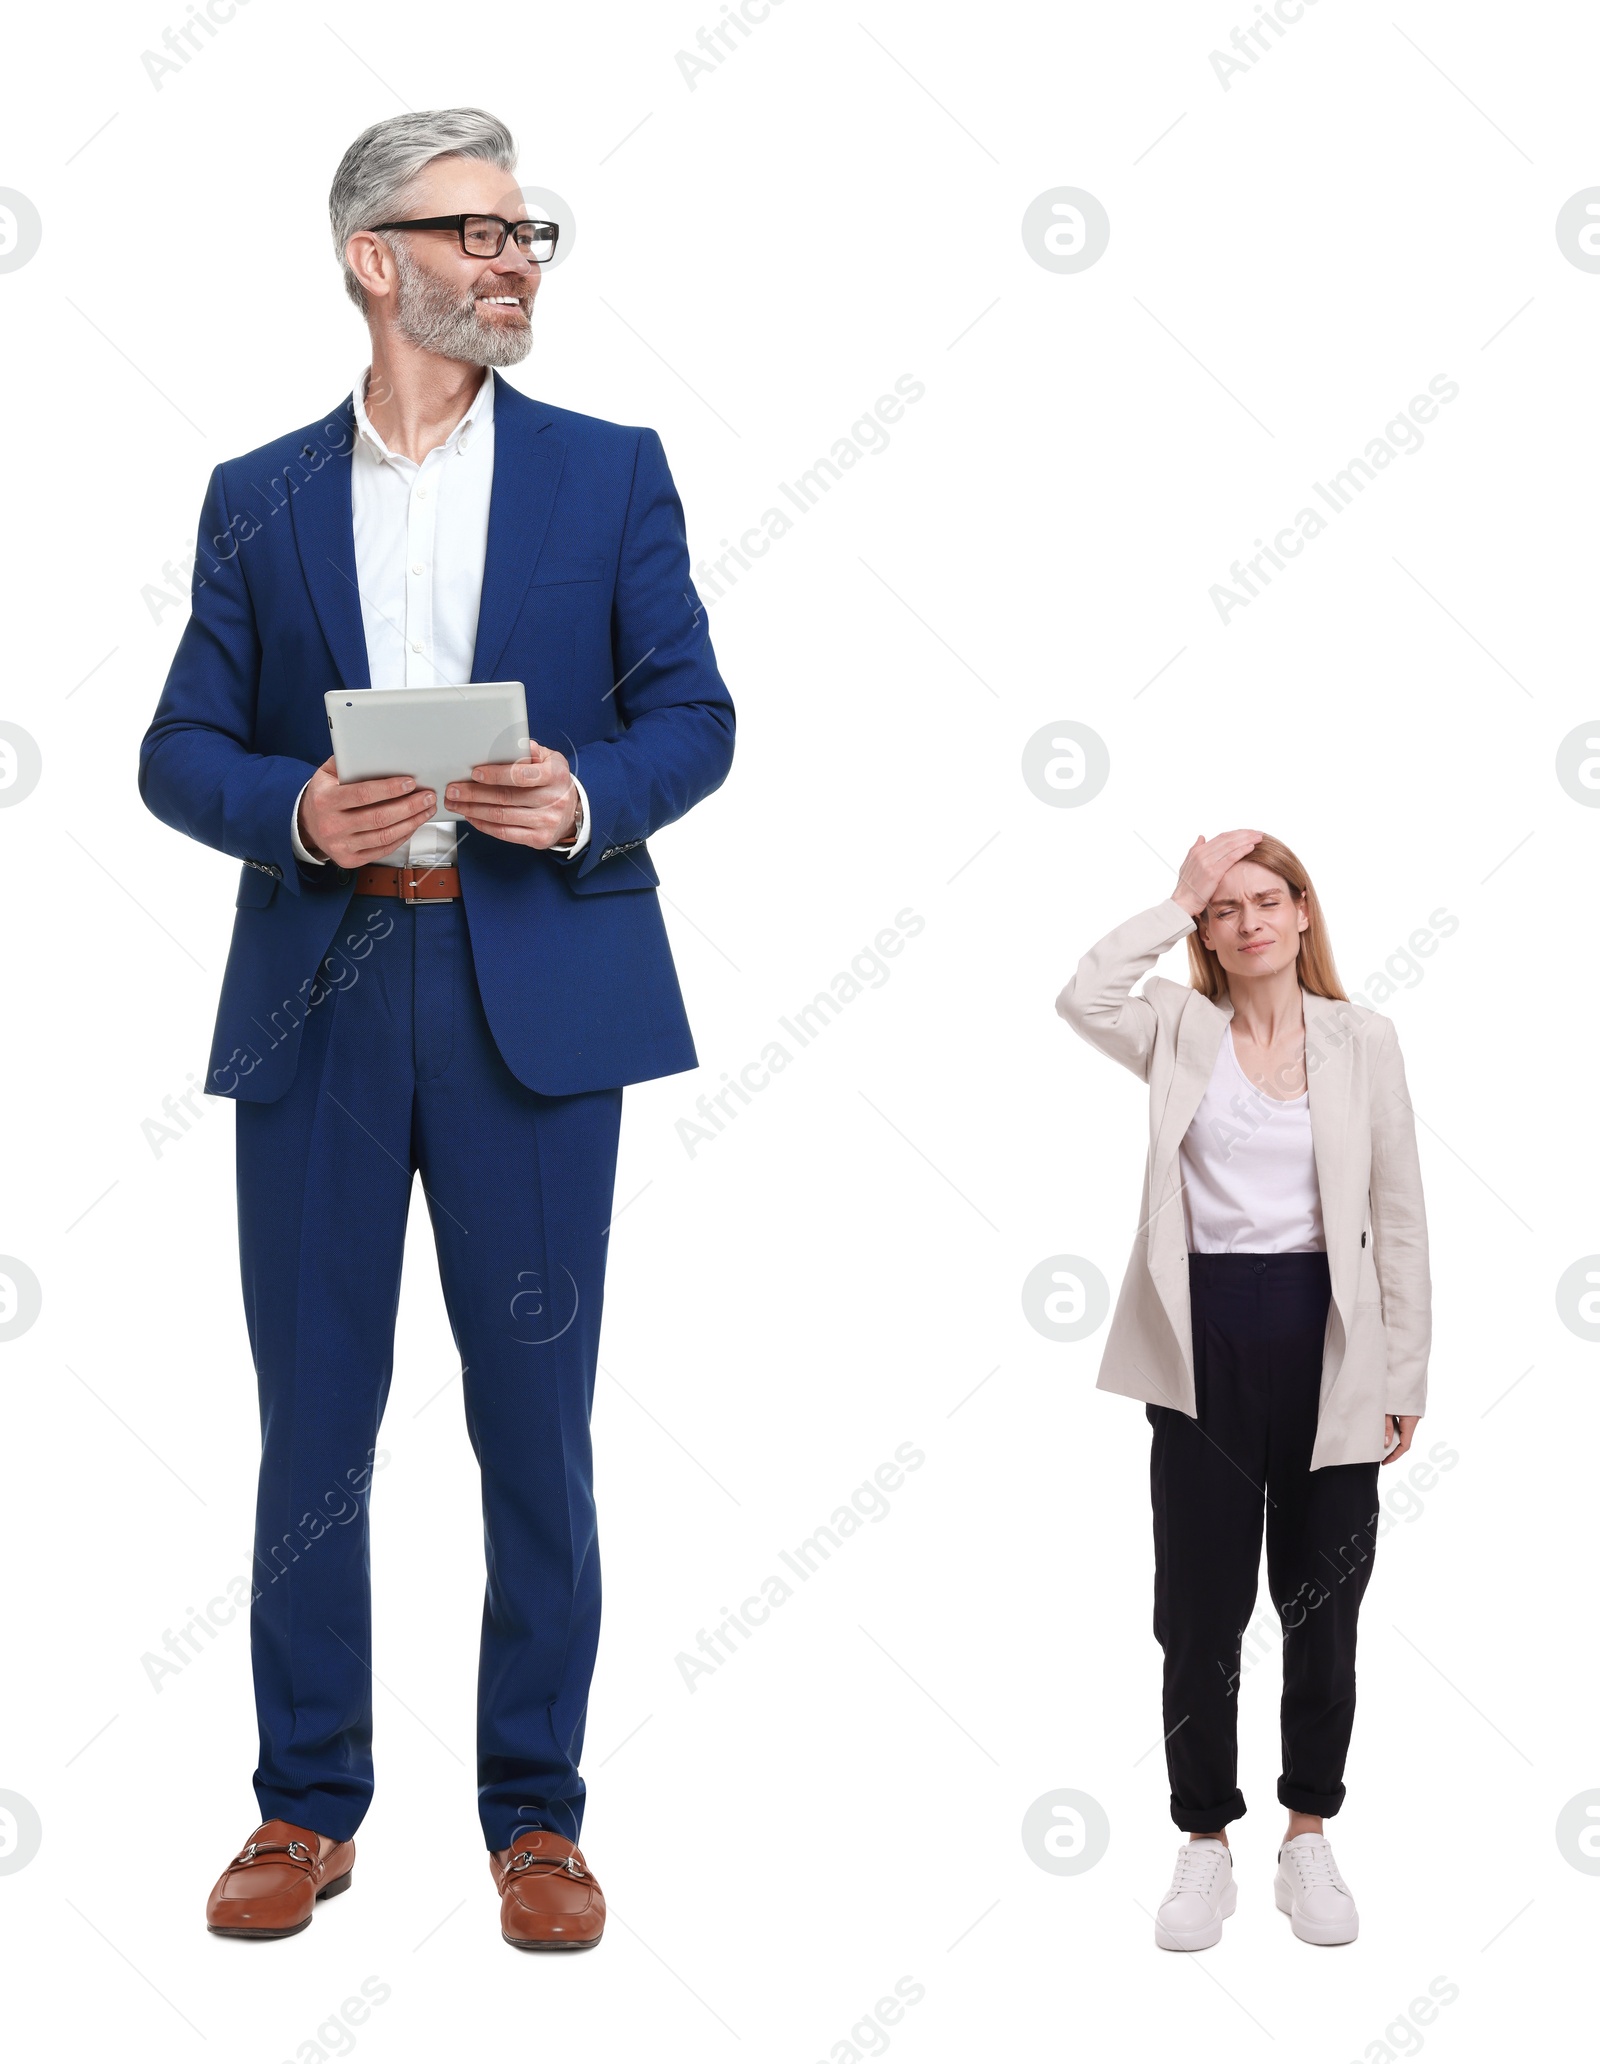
[{"x1": 3, "y1": 0, "x2": 1598, "y2": 2057}]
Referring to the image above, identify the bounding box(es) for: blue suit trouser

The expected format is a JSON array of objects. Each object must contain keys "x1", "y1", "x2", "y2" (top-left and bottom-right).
[{"x1": 234, "y1": 894, "x2": 623, "y2": 1851}]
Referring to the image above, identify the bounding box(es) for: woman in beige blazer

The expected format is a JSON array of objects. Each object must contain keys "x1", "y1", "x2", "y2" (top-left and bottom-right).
[{"x1": 1056, "y1": 830, "x2": 1430, "y2": 1955}]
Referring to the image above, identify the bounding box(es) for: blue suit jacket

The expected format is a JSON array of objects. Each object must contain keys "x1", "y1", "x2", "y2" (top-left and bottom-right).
[{"x1": 140, "y1": 372, "x2": 735, "y2": 1102}]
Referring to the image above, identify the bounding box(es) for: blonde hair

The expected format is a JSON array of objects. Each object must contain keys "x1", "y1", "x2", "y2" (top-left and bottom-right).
[{"x1": 1183, "y1": 834, "x2": 1347, "y2": 1001}]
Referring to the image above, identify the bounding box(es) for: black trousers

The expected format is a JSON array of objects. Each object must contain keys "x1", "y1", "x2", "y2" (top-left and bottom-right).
[{"x1": 1146, "y1": 1252, "x2": 1380, "y2": 1830}]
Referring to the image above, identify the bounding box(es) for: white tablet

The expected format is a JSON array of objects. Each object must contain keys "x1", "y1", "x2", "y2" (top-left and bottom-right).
[{"x1": 325, "y1": 683, "x2": 530, "y2": 822}]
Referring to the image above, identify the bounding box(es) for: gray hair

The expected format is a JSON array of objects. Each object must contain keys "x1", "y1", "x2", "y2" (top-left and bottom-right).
[{"x1": 329, "y1": 107, "x2": 517, "y2": 313}]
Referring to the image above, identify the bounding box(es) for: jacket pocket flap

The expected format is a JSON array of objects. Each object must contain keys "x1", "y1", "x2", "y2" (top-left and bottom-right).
[{"x1": 530, "y1": 557, "x2": 607, "y2": 586}]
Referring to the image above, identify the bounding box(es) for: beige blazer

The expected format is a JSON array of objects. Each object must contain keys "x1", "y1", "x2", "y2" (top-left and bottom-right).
[{"x1": 1056, "y1": 899, "x2": 1430, "y2": 1470}]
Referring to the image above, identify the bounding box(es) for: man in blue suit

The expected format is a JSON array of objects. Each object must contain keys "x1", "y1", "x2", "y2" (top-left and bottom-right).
[{"x1": 140, "y1": 108, "x2": 734, "y2": 1950}]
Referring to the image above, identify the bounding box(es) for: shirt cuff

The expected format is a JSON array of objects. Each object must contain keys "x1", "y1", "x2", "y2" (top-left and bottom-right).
[
  {"x1": 290, "y1": 778, "x2": 326, "y2": 866},
  {"x1": 553, "y1": 774, "x2": 592, "y2": 861}
]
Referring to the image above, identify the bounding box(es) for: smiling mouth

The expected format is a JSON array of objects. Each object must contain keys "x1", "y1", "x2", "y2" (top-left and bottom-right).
[{"x1": 476, "y1": 295, "x2": 526, "y2": 313}]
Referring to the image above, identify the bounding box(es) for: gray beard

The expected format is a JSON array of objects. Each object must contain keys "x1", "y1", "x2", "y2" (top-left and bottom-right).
[{"x1": 390, "y1": 240, "x2": 532, "y2": 368}]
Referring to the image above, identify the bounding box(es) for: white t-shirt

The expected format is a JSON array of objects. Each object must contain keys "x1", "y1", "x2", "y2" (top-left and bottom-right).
[{"x1": 1179, "y1": 1025, "x2": 1326, "y2": 1254}]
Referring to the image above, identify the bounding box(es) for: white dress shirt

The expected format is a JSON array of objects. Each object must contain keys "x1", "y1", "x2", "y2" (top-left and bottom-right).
[{"x1": 292, "y1": 362, "x2": 590, "y2": 869}]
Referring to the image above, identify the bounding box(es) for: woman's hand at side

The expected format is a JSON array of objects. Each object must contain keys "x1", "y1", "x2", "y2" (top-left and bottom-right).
[
  {"x1": 1172, "y1": 829, "x2": 1265, "y2": 918},
  {"x1": 1381, "y1": 1414, "x2": 1420, "y2": 1463}
]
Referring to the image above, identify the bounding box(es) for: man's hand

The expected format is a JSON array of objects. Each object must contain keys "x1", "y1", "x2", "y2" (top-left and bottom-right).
[
  {"x1": 1381, "y1": 1414, "x2": 1421, "y2": 1464},
  {"x1": 298, "y1": 756, "x2": 437, "y2": 867},
  {"x1": 446, "y1": 742, "x2": 578, "y2": 848}
]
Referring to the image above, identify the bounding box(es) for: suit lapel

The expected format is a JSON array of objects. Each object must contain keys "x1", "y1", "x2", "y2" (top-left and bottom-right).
[
  {"x1": 470, "y1": 371, "x2": 566, "y2": 682},
  {"x1": 1302, "y1": 990, "x2": 1349, "y2": 1234},
  {"x1": 1143, "y1": 990, "x2": 1230, "y2": 1359},
  {"x1": 1150, "y1": 988, "x2": 1232, "y2": 1191},
  {"x1": 287, "y1": 374, "x2": 567, "y2": 695},
  {"x1": 286, "y1": 398, "x2": 371, "y2": 693},
  {"x1": 1304, "y1": 987, "x2": 1362, "y2": 1316}
]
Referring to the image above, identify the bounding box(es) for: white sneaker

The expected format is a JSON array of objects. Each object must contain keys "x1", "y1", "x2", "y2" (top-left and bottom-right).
[
  {"x1": 1154, "y1": 1838, "x2": 1236, "y2": 1951},
  {"x1": 1274, "y1": 1832, "x2": 1358, "y2": 1944}
]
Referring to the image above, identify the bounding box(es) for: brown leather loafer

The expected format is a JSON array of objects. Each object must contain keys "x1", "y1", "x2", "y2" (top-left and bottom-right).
[
  {"x1": 491, "y1": 1829, "x2": 605, "y2": 1950},
  {"x1": 205, "y1": 1819, "x2": 355, "y2": 1939}
]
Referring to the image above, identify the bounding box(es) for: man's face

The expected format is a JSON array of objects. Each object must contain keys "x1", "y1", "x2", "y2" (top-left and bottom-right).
[{"x1": 370, "y1": 156, "x2": 542, "y2": 369}]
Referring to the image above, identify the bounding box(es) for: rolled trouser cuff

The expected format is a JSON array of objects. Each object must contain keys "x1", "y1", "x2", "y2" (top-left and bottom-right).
[
  {"x1": 1171, "y1": 1788, "x2": 1246, "y2": 1832},
  {"x1": 1278, "y1": 1775, "x2": 1346, "y2": 1818}
]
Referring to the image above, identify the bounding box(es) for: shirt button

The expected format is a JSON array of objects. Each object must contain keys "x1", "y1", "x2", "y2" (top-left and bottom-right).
[
  {"x1": 411, "y1": 563, "x2": 424, "y2": 575},
  {"x1": 1253, "y1": 1260, "x2": 1267, "y2": 1274},
  {"x1": 415, "y1": 486, "x2": 428, "y2": 500},
  {"x1": 410, "y1": 640, "x2": 423, "y2": 653}
]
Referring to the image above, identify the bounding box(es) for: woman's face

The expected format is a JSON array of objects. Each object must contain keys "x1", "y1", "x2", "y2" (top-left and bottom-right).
[{"x1": 1196, "y1": 861, "x2": 1309, "y2": 980}]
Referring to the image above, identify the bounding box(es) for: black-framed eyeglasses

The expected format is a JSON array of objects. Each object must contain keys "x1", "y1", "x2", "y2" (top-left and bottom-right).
[{"x1": 369, "y1": 214, "x2": 559, "y2": 262}]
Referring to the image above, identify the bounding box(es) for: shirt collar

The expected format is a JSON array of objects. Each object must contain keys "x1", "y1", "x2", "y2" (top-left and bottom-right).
[{"x1": 351, "y1": 362, "x2": 495, "y2": 463}]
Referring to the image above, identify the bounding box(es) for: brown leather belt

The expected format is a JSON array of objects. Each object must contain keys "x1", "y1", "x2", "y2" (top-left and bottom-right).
[{"x1": 352, "y1": 864, "x2": 462, "y2": 903}]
